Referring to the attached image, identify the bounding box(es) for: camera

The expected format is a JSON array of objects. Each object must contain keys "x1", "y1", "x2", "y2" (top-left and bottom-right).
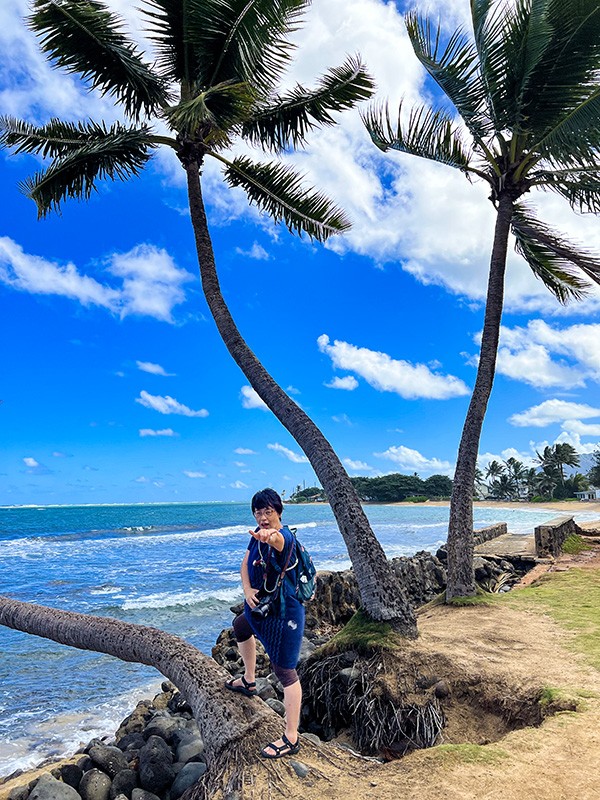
[{"x1": 251, "y1": 594, "x2": 273, "y2": 620}]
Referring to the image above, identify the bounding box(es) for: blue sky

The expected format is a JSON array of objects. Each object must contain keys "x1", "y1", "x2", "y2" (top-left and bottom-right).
[{"x1": 2, "y1": 0, "x2": 600, "y2": 505}]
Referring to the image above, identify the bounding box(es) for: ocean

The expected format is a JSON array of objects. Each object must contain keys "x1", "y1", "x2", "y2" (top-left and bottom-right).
[{"x1": 1, "y1": 500, "x2": 597, "y2": 777}]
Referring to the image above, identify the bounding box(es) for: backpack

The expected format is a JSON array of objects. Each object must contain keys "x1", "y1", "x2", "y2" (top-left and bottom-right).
[{"x1": 286, "y1": 528, "x2": 317, "y2": 603}]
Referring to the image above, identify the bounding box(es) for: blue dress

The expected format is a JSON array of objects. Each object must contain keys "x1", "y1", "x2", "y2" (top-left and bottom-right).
[{"x1": 244, "y1": 526, "x2": 305, "y2": 669}]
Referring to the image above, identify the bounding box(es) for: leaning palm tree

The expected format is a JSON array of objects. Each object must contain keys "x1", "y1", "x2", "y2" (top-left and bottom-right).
[
  {"x1": 364, "y1": 0, "x2": 600, "y2": 599},
  {"x1": 0, "y1": 0, "x2": 417, "y2": 633}
]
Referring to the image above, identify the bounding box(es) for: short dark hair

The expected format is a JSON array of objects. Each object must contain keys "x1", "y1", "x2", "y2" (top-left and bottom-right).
[{"x1": 251, "y1": 488, "x2": 283, "y2": 516}]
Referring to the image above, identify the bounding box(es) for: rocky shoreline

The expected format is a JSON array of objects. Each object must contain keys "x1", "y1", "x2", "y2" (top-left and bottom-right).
[{"x1": 0, "y1": 547, "x2": 532, "y2": 800}]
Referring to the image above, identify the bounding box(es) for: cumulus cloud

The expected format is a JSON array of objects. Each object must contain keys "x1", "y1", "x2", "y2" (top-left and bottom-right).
[
  {"x1": 477, "y1": 448, "x2": 538, "y2": 472},
  {"x1": 268, "y1": 443, "x2": 309, "y2": 463},
  {"x1": 0, "y1": 239, "x2": 193, "y2": 322},
  {"x1": 230, "y1": 480, "x2": 249, "y2": 489},
  {"x1": 325, "y1": 375, "x2": 359, "y2": 391},
  {"x1": 139, "y1": 428, "x2": 178, "y2": 437},
  {"x1": 235, "y1": 242, "x2": 270, "y2": 260},
  {"x1": 477, "y1": 320, "x2": 600, "y2": 389},
  {"x1": 136, "y1": 361, "x2": 175, "y2": 376},
  {"x1": 318, "y1": 334, "x2": 469, "y2": 400},
  {"x1": 509, "y1": 400, "x2": 600, "y2": 428},
  {"x1": 23, "y1": 456, "x2": 52, "y2": 475},
  {"x1": 374, "y1": 445, "x2": 453, "y2": 476},
  {"x1": 136, "y1": 391, "x2": 209, "y2": 417},
  {"x1": 343, "y1": 458, "x2": 375, "y2": 472},
  {"x1": 240, "y1": 385, "x2": 269, "y2": 410},
  {"x1": 234, "y1": 447, "x2": 257, "y2": 455},
  {"x1": 183, "y1": 470, "x2": 207, "y2": 478}
]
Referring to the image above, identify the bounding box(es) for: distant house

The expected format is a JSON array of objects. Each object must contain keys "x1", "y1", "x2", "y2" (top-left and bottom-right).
[{"x1": 575, "y1": 487, "x2": 600, "y2": 501}]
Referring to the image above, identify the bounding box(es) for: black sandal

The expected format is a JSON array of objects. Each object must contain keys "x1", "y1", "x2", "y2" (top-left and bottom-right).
[
  {"x1": 224, "y1": 674, "x2": 257, "y2": 697},
  {"x1": 260, "y1": 733, "x2": 300, "y2": 759}
]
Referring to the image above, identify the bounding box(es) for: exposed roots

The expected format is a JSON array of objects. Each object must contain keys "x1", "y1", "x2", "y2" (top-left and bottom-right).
[{"x1": 300, "y1": 652, "x2": 445, "y2": 756}]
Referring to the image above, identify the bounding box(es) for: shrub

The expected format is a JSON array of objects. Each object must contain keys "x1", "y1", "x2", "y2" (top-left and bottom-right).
[{"x1": 405, "y1": 495, "x2": 428, "y2": 503}]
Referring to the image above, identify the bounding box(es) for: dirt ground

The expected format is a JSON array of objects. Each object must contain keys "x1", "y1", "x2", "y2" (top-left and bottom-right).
[{"x1": 2, "y1": 546, "x2": 600, "y2": 800}]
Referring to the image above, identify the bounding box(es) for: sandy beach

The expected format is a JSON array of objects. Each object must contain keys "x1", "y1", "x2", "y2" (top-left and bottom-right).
[{"x1": 389, "y1": 499, "x2": 600, "y2": 515}]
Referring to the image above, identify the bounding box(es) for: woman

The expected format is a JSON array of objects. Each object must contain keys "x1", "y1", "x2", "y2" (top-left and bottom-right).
[{"x1": 225, "y1": 488, "x2": 304, "y2": 759}]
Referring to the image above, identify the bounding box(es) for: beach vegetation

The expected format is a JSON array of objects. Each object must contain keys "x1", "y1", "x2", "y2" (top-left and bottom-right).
[
  {"x1": 319, "y1": 608, "x2": 404, "y2": 655},
  {"x1": 0, "y1": 0, "x2": 418, "y2": 636},
  {"x1": 364, "y1": 0, "x2": 600, "y2": 602},
  {"x1": 587, "y1": 448, "x2": 600, "y2": 488},
  {"x1": 351, "y1": 472, "x2": 452, "y2": 502}
]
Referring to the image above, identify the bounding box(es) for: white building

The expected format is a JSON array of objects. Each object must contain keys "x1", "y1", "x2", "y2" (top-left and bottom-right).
[{"x1": 575, "y1": 487, "x2": 600, "y2": 501}]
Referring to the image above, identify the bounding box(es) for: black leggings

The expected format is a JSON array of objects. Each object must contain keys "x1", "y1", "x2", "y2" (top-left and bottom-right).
[{"x1": 232, "y1": 613, "x2": 299, "y2": 688}]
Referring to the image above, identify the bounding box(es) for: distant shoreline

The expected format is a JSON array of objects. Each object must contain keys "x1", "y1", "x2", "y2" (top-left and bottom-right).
[{"x1": 287, "y1": 499, "x2": 600, "y2": 515}]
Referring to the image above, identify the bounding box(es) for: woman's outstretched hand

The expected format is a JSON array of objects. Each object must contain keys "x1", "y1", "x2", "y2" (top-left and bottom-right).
[{"x1": 249, "y1": 527, "x2": 284, "y2": 552}]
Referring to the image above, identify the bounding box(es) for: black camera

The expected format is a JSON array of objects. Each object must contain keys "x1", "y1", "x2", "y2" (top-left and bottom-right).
[{"x1": 251, "y1": 594, "x2": 273, "y2": 620}]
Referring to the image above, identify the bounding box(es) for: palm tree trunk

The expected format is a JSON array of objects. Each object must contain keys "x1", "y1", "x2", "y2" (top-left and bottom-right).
[
  {"x1": 184, "y1": 160, "x2": 417, "y2": 636},
  {"x1": 446, "y1": 192, "x2": 514, "y2": 600},
  {"x1": 0, "y1": 596, "x2": 277, "y2": 766}
]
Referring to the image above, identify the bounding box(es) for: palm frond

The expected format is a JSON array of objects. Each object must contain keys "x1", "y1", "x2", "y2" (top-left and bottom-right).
[
  {"x1": 29, "y1": 0, "x2": 167, "y2": 119},
  {"x1": 528, "y1": 90, "x2": 600, "y2": 167},
  {"x1": 164, "y1": 81, "x2": 257, "y2": 137},
  {"x1": 215, "y1": 153, "x2": 350, "y2": 241},
  {"x1": 511, "y1": 204, "x2": 600, "y2": 303},
  {"x1": 205, "y1": 0, "x2": 308, "y2": 92},
  {"x1": 362, "y1": 101, "x2": 474, "y2": 172},
  {"x1": 404, "y1": 12, "x2": 492, "y2": 140},
  {"x1": 18, "y1": 127, "x2": 155, "y2": 217},
  {"x1": 0, "y1": 117, "x2": 148, "y2": 159},
  {"x1": 242, "y1": 56, "x2": 374, "y2": 152},
  {"x1": 516, "y1": 0, "x2": 600, "y2": 135},
  {"x1": 536, "y1": 170, "x2": 600, "y2": 214}
]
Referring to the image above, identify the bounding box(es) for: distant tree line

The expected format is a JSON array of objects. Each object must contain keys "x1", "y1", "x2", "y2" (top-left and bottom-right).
[
  {"x1": 482, "y1": 444, "x2": 599, "y2": 501},
  {"x1": 288, "y1": 473, "x2": 453, "y2": 504}
]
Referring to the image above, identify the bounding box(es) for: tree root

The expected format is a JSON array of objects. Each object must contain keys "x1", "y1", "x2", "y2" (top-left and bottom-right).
[{"x1": 300, "y1": 651, "x2": 445, "y2": 756}]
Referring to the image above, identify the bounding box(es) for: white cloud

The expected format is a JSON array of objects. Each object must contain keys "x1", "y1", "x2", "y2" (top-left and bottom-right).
[
  {"x1": 0, "y1": 239, "x2": 192, "y2": 322},
  {"x1": 551, "y1": 431, "x2": 600, "y2": 455},
  {"x1": 561, "y1": 420, "x2": 600, "y2": 437},
  {"x1": 325, "y1": 375, "x2": 359, "y2": 391},
  {"x1": 234, "y1": 461, "x2": 246, "y2": 467},
  {"x1": 477, "y1": 449, "x2": 538, "y2": 472},
  {"x1": 235, "y1": 242, "x2": 270, "y2": 260},
  {"x1": 52, "y1": 451, "x2": 69, "y2": 458},
  {"x1": 136, "y1": 361, "x2": 175, "y2": 376},
  {"x1": 230, "y1": 480, "x2": 249, "y2": 489},
  {"x1": 343, "y1": 458, "x2": 375, "y2": 472},
  {"x1": 332, "y1": 413, "x2": 353, "y2": 425},
  {"x1": 286, "y1": 385, "x2": 301, "y2": 395},
  {"x1": 135, "y1": 476, "x2": 150, "y2": 483},
  {"x1": 234, "y1": 447, "x2": 257, "y2": 455},
  {"x1": 318, "y1": 334, "x2": 469, "y2": 400},
  {"x1": 240, "y1": 385, "x2": 269, "y2": 410},
  {"x1": 480, "y1": 320, "x2": 600, "y2": 389},
  {"x1": 136, "y1": 391, "x2": 209, "y2": 418},
  {"x1": 374, "y1": 445, "x2": 453, "y2": 476},
  {"x1": 509, "y1": 400, "x2": 600, "y2": 428},
  {"x1": 268, "y1": 443, "x2": 309, "y2": 463},
  {"x1": 183, "y1": 470, "x2": 207, "y2": 478},
  {"x1": 23, "y1": 457, "x2": 39, "y2": 468},
  {"x1": 139, "y1": 428, "x2": 178, "y2": 437}
]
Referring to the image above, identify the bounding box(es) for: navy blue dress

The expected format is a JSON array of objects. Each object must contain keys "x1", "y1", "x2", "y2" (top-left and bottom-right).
[{"x1": 244, "y1": 526, "x2": 305, "y2": 669}]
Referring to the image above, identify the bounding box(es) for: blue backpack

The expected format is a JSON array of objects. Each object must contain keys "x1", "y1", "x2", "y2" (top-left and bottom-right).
[{"x1": 288, "y1": 529, "x2": 317, "y2": 603}]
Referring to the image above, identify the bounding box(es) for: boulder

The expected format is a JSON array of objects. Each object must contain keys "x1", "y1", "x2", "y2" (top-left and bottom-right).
[
  {"x1": 131, "y1": 792, "x2": 161, "y2": 800},
  {"x1": 255, "y1": 678, "x2": 277, "y2": 701},
  {"x1": 175, "y1": 732, "x2": 204, "y2": 765},
  {"x1": 79, "y1": 769, "x2": 112, "y2": 800},
  {"x1": 169, "y1": 763, "x2": 207, "y2": 799},
  {"x1": 138, "y1": 736, "x2": 175, "y2": 793},
  {"x1": 8, "y1": 786, "x2": 30, "y2": 800},
  {"x1": 58, "y1": 764, "x2": 83, "y2": 790},
  {"x1": 109, "y1": 769, "x2": 138, "y2": 799},
  {"x1": 142, "y1": 714, "x2": 185, "y2": 744},
  {"x1": 265, "y1": 698, "x2": 285, "y2": 717},
  {"x1": 116, "y1": 733, "x2": 146, "y2": 753},
  {"x1": 29, "y1": 774, "x2": 80, "y2": 800},
  {"x1": 89, "y1": 745, "x2": 129, "y2": 778}
]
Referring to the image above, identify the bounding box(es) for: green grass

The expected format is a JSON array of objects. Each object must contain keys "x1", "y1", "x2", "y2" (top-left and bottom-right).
[
  {"x1": 428, "y1": 743, "x2": 508, "y2": 765},
  {"x1": 562, "y1": 534, "x2": 588, "y2": 555},
  {"x1": 507, "y1": 568, "x2": 600, "y2": 671},
  {"x1": 320, "y1": 609, "x2": 404, "y2": 655},
  {"x1": 538, "y1": 685, "x2": 587, "y2": 712},
  {"x1": 448, "y1": 588, "x2": 500, "y2": 607}
]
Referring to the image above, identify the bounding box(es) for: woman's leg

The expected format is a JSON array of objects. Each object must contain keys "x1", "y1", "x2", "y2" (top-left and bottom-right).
[
  {"x1": 261, "y1": 666, "x2": 301, "y2": 756},
  {"x1": 230, "y1": 613, "x2": 257, "y2": 688}
]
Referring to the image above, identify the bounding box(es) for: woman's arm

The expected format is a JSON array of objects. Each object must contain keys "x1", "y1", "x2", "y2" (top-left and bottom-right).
[
  {"x1": 241, "y1": 550, "x2": 260, "y2": 608},
  {"x1": 249, "y1": 527, "x2": 284, "y2": 552}
]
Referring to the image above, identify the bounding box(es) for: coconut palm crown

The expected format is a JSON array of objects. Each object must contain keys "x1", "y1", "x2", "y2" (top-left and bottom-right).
[
  {"x1": 0, "y1": 0, "x2": 419, "y2": 634},
  {"x1": 363, "y1": 0, "x2": 600, "y2": 599}
]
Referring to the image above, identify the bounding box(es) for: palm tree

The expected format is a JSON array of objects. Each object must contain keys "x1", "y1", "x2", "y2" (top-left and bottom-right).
[
  {"x1": 504, "y1": 457, "x2": 526, "y2": 498},
  {"x1": 485, "y1": 460, "x2": 504, "y2": 481},
  {"x1": 523, "y1": 467, "x2": 538, "y2": 500},
  {"x1": 0, "y1": 0, "x2": 417, "y2": 633},
  {"x1": 534, "y1": 468, "x2": 558, "y2": 500},
  {"x1": 0, "y1": 595, "x2": 350, "y2": 797},
  {"x1": 364, "y1": 0, "x2": 600, "y2": 599},
  {"x1": 553, "y1": 443, "x2": 580, "y2": 485},
  {"x1": 489, "y1": 473, "x2": 517, "y2": 501}
]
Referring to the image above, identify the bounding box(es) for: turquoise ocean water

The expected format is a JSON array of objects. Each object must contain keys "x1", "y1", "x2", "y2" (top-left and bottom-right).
[{"x1": 1, "y1": 500, "x2": 597, "y2": 777}]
